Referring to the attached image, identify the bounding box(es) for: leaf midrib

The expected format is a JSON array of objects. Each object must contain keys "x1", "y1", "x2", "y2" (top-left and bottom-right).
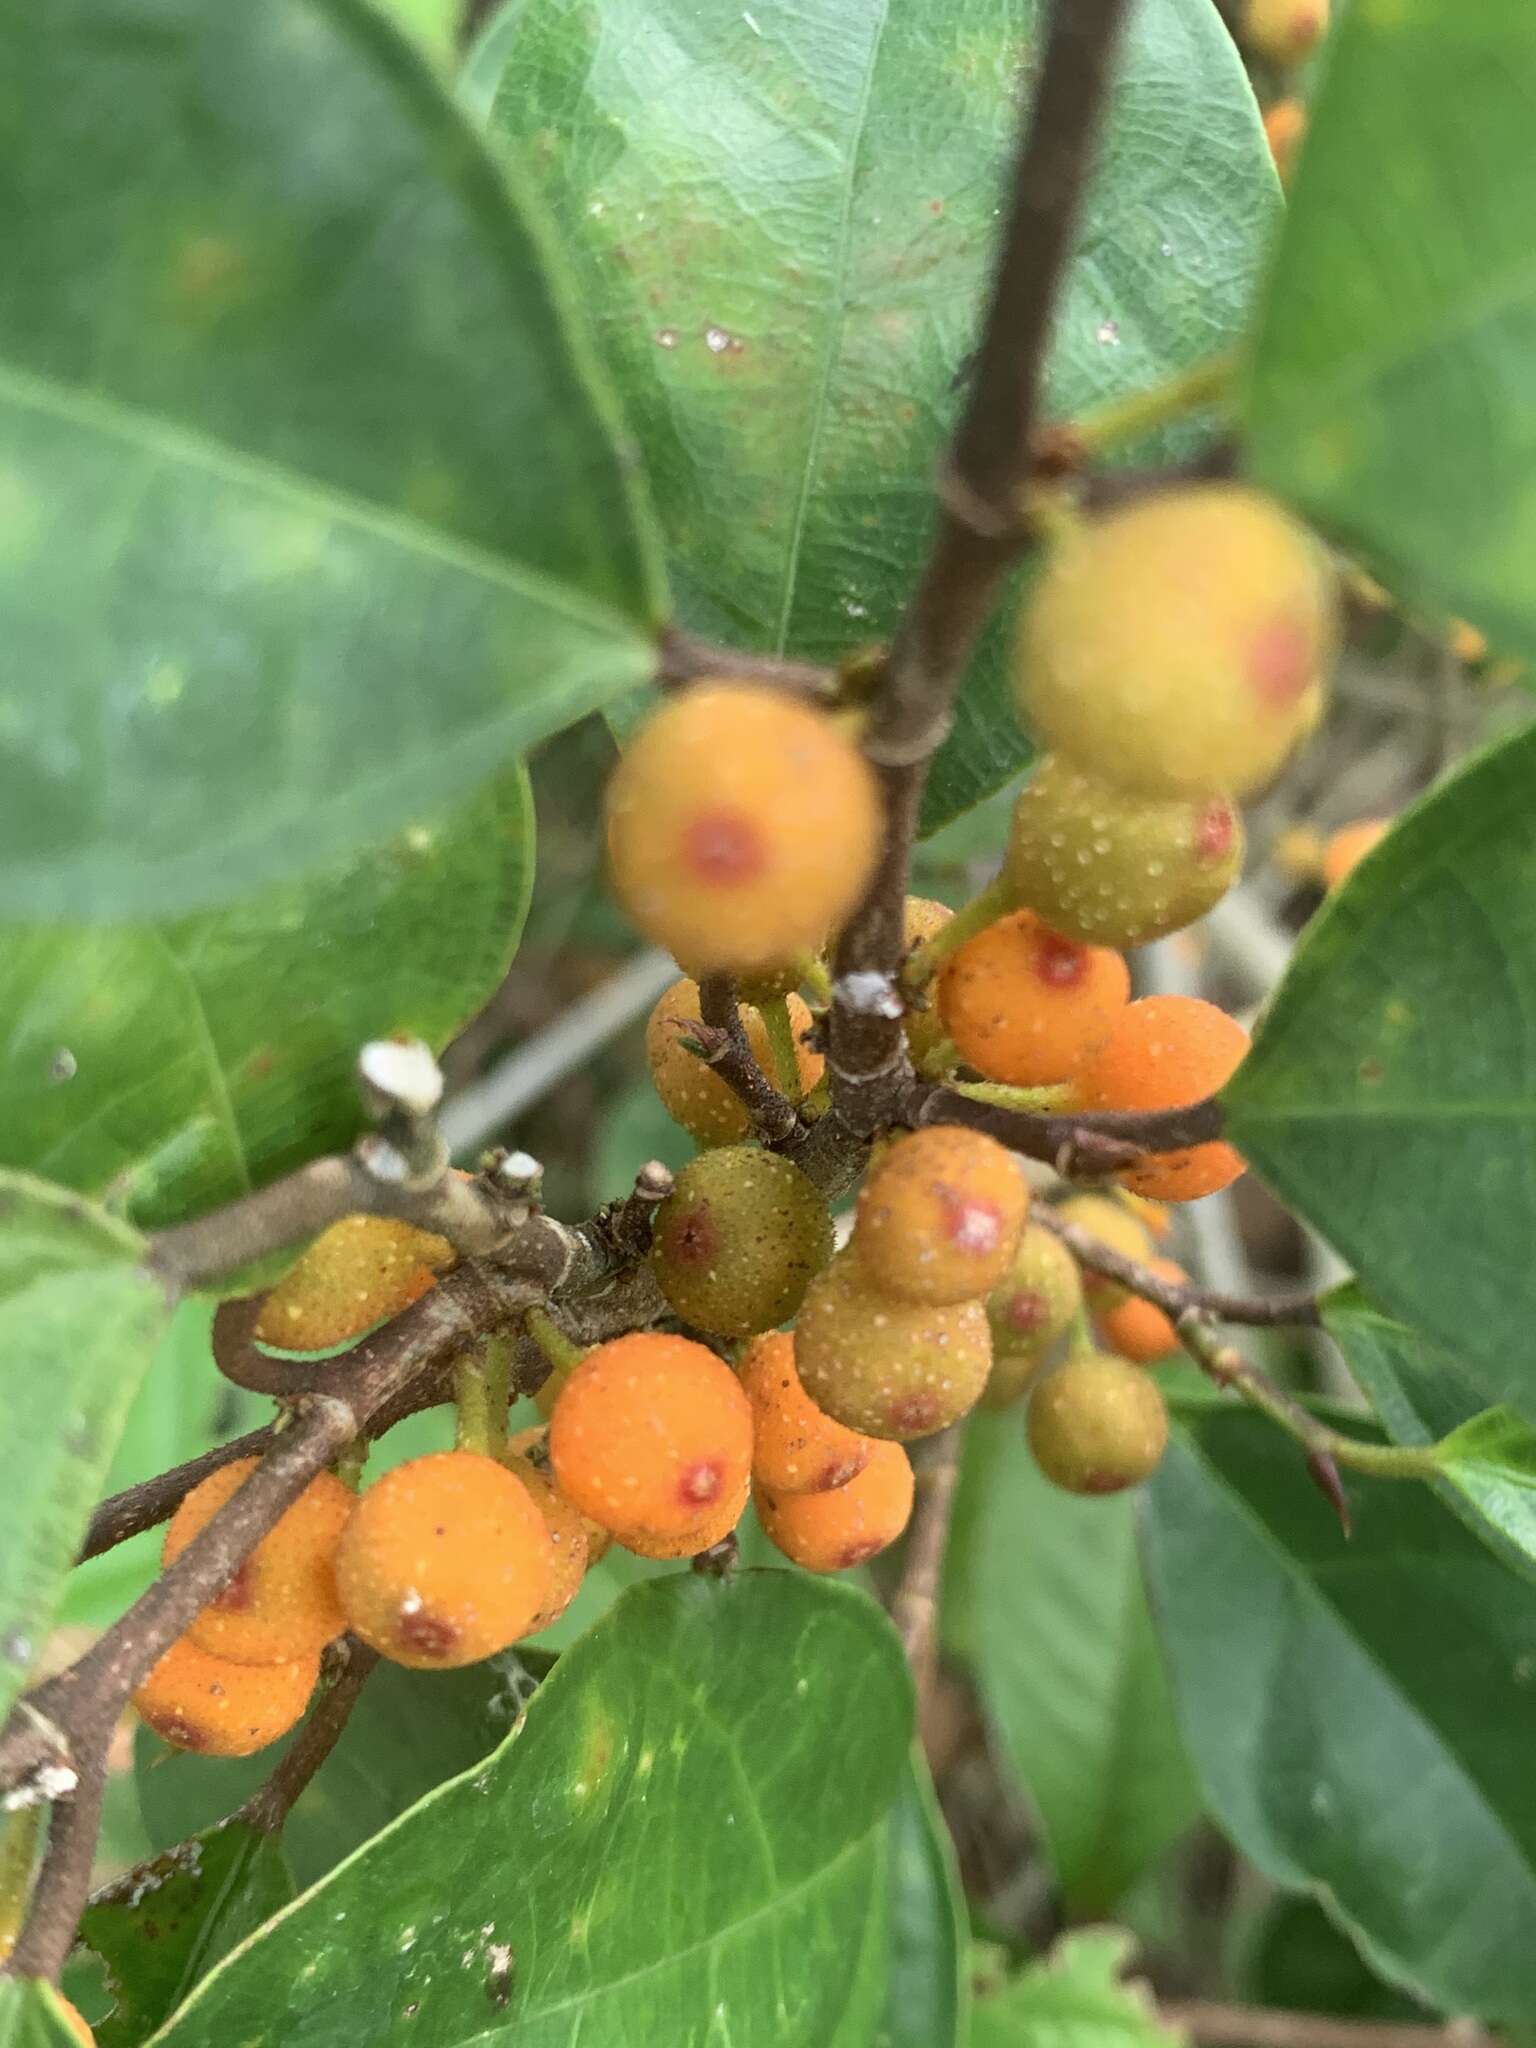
[{"x1": 0, "y1": 358, "x2": 643, "y2": 644}]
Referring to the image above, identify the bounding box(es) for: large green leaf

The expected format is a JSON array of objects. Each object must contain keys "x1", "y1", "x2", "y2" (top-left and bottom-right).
[
  {"x1": 1323, "y1": 1286, "x2": 1536, "y2": 1585},
  {"x1": 0, "y1": 1982, "x2": 94, "y2": 2048},
  {"x1": 136, "y1": 1651, "x2": 551, "y2": 1891},
  {"x1": 0, "y1": 768, "x2": 533, "y2": 1227},
  {"x1": 0, "y1": 0, "x2": 660, "y2": 922},
  {"x1": 947, "y1": 1414, "x2": 1199, "y2": 1914},
  {"x1": 970, "y1": 1929, "x2": 1178, "y2": 2048},
  {"x1": 150, "y1": 1573, "x2": 910, "y2": 2045},
  {"x1": 877, "y1": 1754, "x2": 968, "y2": 2048},
  {"x1": 1224, "y1": 725, "x2": 1536, "y2": 1417},
  {"x1": 81, "y1": 1824, "x2": 295, "y2": 2048},
  {"x1": 1244, "y1": 0, "x2": 1536, "y2": 652},
  {"x1": 0, "y1": 1173, "x2": 166, "y2": 1727},
  {"x1": 491, "y1": 0, "x2": 1276, "y2": 837},
  {"x1": 1144, "y1": 1404, "x2": 1536, "y2": 2020}
]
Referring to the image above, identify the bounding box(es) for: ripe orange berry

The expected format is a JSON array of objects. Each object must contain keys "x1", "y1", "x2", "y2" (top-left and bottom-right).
[
  {"x1": 501, "y1": 1455, "x2": 590, "y2": 1632},
  {"x1": 646, "y1": 979, "x2": 822, "y2": 1146},
  {"x1": 335, "y1": 1451, "x2": 552, "y2": 1669},
  {"x1": 739, "y1": 1330, "x2": 873, "y2": 1495},
  {"x1": 939, "y1": 909, "x2": 1129, "y2": 1086},
  {"x1": 755, "y1": 1441, "x2": 914, "y2": 1571},
  {"x1": 902, "y1": 896, "x2": 954, "y2": 1069},
  {"x1": 1003, "y1": 755, "x2": 1243, "y2": 950},
  {"x1": 1263, "y1": 98, "x2": 1307, "y2": 183},
  {"x1": 255, "y1": 1215, "x2": 454, "y2": 1352},
  {"x1": 1027, "y1": 1353, "x2": 1169, "y2": 1495},
  {"x1": 619, "y1": 1473, "x2": 749, "y2": 1560},
  {"x1": 1016, "y1": 487, "x2": 1337, "y2": 799},
  {"x1": 795, "y1": 1249, "x2": 992, "y2": 1441},
  {"x1": 134, "y1": 1636, "x2": 318, "y2": 1757},
  {"x1": 548, "y1": 1332, "x2": 754, "y2": 1546},
  {"x1": 1320, "y1": 818, "x2": 1389, "y2": 892},
  {"x1": 853, "y1": 1126, "x2": 1027, "y2": 1306},
  {"x1": 651, "y1": 1146, "x2": 833, "y2": 1337},
  {"x1": 506, "y1": 1425, "x2": 612, "y2": 1562},
  {"x1": 1243, "y1": 0, "x2": 1329, "y2": 66},
  {"x1": 605, "y1": 683, "x2": 881, "y2": 976},
  {"x1": 1097, "y1": 1258, "x2": 1186, "y2": 1363},
  {"x1": 162, "y1": 1459, "x2": 353, "y2": 1666},
  {"x1": 1071, "y1": 995, "x2": 1250, "y2": 1201},
  {"x1": 985, "y1": 1221, "x2": 1083, "y2": 1355},
  {"x1": 1053, "y1": 1192, "x2": 1154, "y2": 1310}
]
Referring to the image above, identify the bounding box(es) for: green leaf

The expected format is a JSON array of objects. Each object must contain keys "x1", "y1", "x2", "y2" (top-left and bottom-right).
[
  {"x1": 947, "y1": 1414, "x2": 1199, "y2": 1914},
  {"x1": 1244, "y1": 0, "x2": 1536, "y2": 652},
  {"x1": 970, "y1": 1928, "x2": 1179, "y2": 2048},
  {"x1": 0, "y1": 1172, "x2": 166, "y2": 1729},
  {"x1": 877, "y1": 1753, "x2": 968, "y2": 2048},
  {"x1": 81, "y1": 1823, "x2": 295, "y2": 2048},
  {"x1": 0, "y1": 0, "x2": 661, "y2": 922},
  {"x1": 1224, "y1": 725, "x2": 1536, "y2": 1417},
  {"x1": 0, "y1": 1981, "x2": 94, "y2": 2048},
  {"x1": 150, "y1": 1573, "x2": 909, "y2": 2045},
  {"x1": 1323, "y1": 1286, "x2": 1536, "y2": 1584},
  {"x1": 0, "y1": 767, "x2": 532, "y2": 1226},
  {"x1": 136, "y1": 1651, "x2": 549, "y2": 1891},
  {"x1": 1144, "y1": 1402, "x2": 1536, "y2": 2020},
  {"x1": 491, "y1": 0, "x2": 1276, "y2": 838}
]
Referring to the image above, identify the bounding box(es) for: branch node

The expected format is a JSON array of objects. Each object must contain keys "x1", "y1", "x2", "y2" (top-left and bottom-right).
[
  {"x1": 356, "y1": 1038, "x2": 445, "y2": 1121},
  {"x1": 831, "y1": 971, "x2": 904, "y2": 1020},
  {"x1": 486, "y1": 1149, "x2": 544, "y2": 1204}
]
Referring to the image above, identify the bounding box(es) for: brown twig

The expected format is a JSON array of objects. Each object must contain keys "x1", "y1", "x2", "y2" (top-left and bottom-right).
[
  {"x1": 77, "y1": 1426, "x2": 278, "y2": 1562},
  {"x1": 907, "y1": 1081, "x2": 1227, "y2": 1175},
  {"x1": 1034, "y1": 1208, "x2": 1320, "y2": 1327},
  {"x1": 694, "y1": 978, "x2": 803, "y2": 1144},
  {"x1": 1164, "y1": 2004, "x2": 1495, "y2": 2048},
  {"x1": 5, "y1": 1747, "x2": 105, "y2": 1982},
  {"x1": 239, "y1": 1638, "x2": 380, "y2": 1835},
  {"x1": 826, "y1": 0, "x2": 1133, "y2": 1130},
  {"x1": 656, "y1": 625, "x2": 839, "y2": 702},
  {"x1": 891, "y1": 1426, "x2": 965, "y2": 1744},
  {"x1": 607, "y1": 1161, "x2": 677, "y2": 1260}
]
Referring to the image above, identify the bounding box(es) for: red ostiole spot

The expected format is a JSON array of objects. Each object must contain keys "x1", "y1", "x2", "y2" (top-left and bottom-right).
[
  {"x1": 398, "y1": 1608, "x2": 460, "y2": 1660},
  {"x1": 211, "y1": 1561, "x2": 254, "y2": 1612},
  {"x1": 682, "y1": 809, "x2": 767, "y2": 885},
  {"x1": 1194, "y1": 800, "x2": 1235, "y2": 863},
  {"x1": 889, "y1": 1392, "x2": 941, "y2": 1436},
  {"x1": 818, "y1": 1455, "x2": 862, "y2": 1491},
  {"x1": 678, "y1": 1458, "x2": 724, "y2": 1507},
  {"x1": 937, "y1": 1187, "x2": 1004, "y2": 1256},
  {"x1": 1031, "y1": 929, "x2": 1090, "y2": 989},
  {"x1": 1083, "y1": 1470, "x2": 1131, "y2": 1496},
  {"x1": 667, "y1": 1204, "x2": 722, "y2": 1268},
  {"x1": 149, "y1": 1711, "x2": 207, "y2": 1752},
  {"x1": 1005, "y1": 1287, "x2": 1047, "y2": 1334},
  {"x1": 837, "y1": 1539, "x2": 882, "y2": 1569},
  {"x1": 1247, "y1": 614, "x2": 1312, "y2": 708}
]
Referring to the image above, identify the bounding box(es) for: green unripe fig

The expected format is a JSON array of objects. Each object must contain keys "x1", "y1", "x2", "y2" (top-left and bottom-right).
[
  {"x1": 795, "y1": 1248, "x2": 992, "y2": 1441},
  {"x1": 1015, "y1": 486, "x2": 1338, "y2": 800},
  {"x1": 1004, "y1": 754, "x2": 1243, "y2": 949},
  {"x1": 1026, "y1": 1352, "x2": 1169, "y2": 1495},
  {"x1": 651, "y1": 1147, "x2": 833, "y2": 1339}
]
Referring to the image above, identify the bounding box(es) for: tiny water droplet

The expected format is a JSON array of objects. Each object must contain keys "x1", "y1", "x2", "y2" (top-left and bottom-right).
[
  {"x1": 654, "y1": 328, "x2": 679, "y2": 349},
  {"x1": 1095, "y1": 318, "x2": 1120, "y2": 346},
  {"x1": 48, "y1": 1048, "x2": 76, "y2": 1083},
  {"x1": 704, "y1": 326, "x2": 732, "y2": 353}
]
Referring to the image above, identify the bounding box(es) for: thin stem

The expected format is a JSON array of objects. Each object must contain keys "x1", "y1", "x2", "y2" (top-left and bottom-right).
[
  {"x1": 907, "y1": 1081, "x2": 1227, "y2": 1174},
  {"x1": 239, "y1": 1639, "x2": 380, "y2": 1835},
  {"x1": 1176, "y1": 1313, "x2": 1441, "y2": 1481},
  {"x1": 79, "y1": 1426, "x2": 277, "y2": 1562},
  {"x1": 695, "y1": 976, "x2": 802, "y2": 1143},
  {"x1": 655, "y1": 625, "x2": 838, "y2": 702},
  {"x1": 943, "y1": 1078, "x2": 1075, "y2": 1113},
  {"x1": 759, "y1": 997, "x2": 804, "y2": 1102},
  {"x1": 1063, "y1": 349, "x2": 1237, "y2": 464},
  {"x1": 481, "y1": 1334, "x2": 514, "y2": 1459},
  {"x1": 901, "y1": 875, "x2": 1013, "y2": 991},
  {"x1": 798, "y1": 953, "x2": 834, "y2": 1007},
  {"x1": 524, "y1": 1307, "x2": 584, "y2": 1378},
  {"x1": 5, "y1": 1748, "x2": 104, "y2": 1982},
  {"x1": 891, "y1": 1426, "x2": 965, "y2": 1741},
  {"x1": 1036, "y1": 1208, "x2": 1321, "y2": 1327},
  {"x1": 453, "y1": 1351, "x2": 493, "y2": 1456}
]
